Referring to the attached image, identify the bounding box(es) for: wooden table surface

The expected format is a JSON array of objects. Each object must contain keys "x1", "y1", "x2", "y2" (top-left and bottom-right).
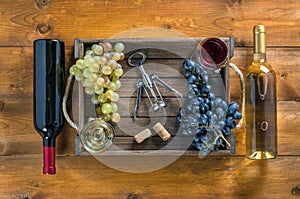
[{"x1": 0, "y1": 0, "x2": 299, "y2": 198}]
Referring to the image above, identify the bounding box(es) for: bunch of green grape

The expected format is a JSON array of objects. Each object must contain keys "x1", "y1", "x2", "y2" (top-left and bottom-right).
[{"x1": 69, "y1": 42, "x2": 125, "y2": 123}]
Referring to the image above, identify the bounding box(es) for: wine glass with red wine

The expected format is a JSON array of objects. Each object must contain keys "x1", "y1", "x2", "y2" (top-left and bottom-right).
[{"x1": 196, "y1": 38, "x2": 229, "y2": 70}]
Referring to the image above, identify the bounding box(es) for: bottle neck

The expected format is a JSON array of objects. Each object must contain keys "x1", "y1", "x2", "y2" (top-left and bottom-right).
[
  {"x1": 253, "y1": 25, "x2": 266, "y2": 62},
  {"x1": 43, "y1": 135, "x2": 56, "y2": 147},
  {"x1": 253, "y1": 52, "x2": 266, "y2": 63}
]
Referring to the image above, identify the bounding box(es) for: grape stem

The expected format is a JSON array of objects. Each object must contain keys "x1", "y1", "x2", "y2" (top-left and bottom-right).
[
  {"x1": 215, "y1": 128, "x2": 231, "y2": 147},
  {"x1": 195, "y1": 123, "x2": 231, "y2": 148}
]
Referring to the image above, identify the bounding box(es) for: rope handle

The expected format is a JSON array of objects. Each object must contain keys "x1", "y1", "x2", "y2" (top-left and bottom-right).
[{"x1": 62, "y1": 74, "x2": 79, "y2": 131}]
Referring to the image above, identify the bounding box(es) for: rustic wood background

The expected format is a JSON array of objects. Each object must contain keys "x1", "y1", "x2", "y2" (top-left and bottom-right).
[{"x1": 0, "y1": 0, "x2": 299, "y2": 198}]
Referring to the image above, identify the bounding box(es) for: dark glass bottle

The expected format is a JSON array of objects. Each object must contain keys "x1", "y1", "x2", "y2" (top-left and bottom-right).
[
  {"x1": 34, "y1": 39, "x2": 65, "y2": 174},
  {"x1": 245, "y1": 25, "x2": 277, "y2": 159}
]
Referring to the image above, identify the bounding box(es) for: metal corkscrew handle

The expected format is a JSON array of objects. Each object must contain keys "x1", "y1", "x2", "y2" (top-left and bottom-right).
[
  {"x1": 128, "y1": 51, "x2": 182, "y2": 120},
  {"x1": 128, "y1": 52, "x2": 153, "y2": 89},
  {"x1": 128, "y1": 51, "x2": 147, "y2": 67}
]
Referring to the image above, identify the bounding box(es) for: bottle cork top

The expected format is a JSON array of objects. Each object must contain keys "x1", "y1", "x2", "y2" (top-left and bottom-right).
[
  {"x1": 254, "y1": 25, "x2": 265, "y2": 33},
  {"x1": 253, "y1": 24, "x2": 266, "y2": 54}
]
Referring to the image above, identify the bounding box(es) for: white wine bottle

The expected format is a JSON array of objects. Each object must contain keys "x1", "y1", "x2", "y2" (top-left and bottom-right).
[{"x1": 245, "y1": 25, "x2": 277, "y2": 159}]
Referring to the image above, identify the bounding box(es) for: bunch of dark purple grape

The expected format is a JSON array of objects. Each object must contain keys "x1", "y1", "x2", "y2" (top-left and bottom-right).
[{"x1": 177, "y1": 59, "x2": 242, "y2": 155}]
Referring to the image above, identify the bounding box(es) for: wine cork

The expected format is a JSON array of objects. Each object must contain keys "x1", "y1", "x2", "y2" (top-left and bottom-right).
[
  {"x1": 134, "y1": 128, "x2": 152, "y2": 144},
  {"x1": 153, "y1": 122, "x2": 171, "y2": 141}
]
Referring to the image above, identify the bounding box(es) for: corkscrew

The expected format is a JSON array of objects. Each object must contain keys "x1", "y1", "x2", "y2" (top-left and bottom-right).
[{"x1": 128, "y1": 52, "x2": 183, "y2": 120}]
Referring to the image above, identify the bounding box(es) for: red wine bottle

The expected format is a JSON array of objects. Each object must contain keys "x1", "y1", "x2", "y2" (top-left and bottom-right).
[{"x1": 34, "y1": 39, "x2": 65, "y2": 174}]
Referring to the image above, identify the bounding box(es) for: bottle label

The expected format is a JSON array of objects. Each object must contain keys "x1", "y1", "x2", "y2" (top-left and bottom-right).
[
  {"x1": 257, "y1": 73, "x2": 268, "y2": 100},
  {"x1": 260, "y1": 121, "x2": 269, "y2": 131}
]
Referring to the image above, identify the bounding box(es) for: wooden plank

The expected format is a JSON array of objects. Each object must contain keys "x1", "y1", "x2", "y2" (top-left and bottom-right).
[
  {"x1": 115, "y1": 78, "x2": 225, "y2": 97},
  {"x1": 74, "y1": 135, "x2": 235, "y2": 155},
  {"x1": 0, "y1": 156, "x2": 299, "y2": 198},
  {"x1": 74, "y1": 37, "x2": 234, "y2": 59},
  {"x1": 0, "y1": 101, "x2": 299, "y2": 155},
  {"x1": 0, "y1": 0, "x2": 299, "y2": 46},
  {"x1": 0, "y1": 47, "x2": 299, "y2": 102},
  {"x1": 75, "y1": 37, "x2": 231, "y2": 100}
]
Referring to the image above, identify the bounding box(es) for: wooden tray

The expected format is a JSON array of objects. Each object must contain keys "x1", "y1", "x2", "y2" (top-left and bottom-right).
[{"x1": 73, "y1": 38, "x2": 236, "y2": 156}]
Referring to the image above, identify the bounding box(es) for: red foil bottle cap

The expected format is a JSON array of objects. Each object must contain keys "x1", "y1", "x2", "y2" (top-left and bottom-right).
[{"x1": 43, "y1": 146, "x2": 56, "y2": 174}]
